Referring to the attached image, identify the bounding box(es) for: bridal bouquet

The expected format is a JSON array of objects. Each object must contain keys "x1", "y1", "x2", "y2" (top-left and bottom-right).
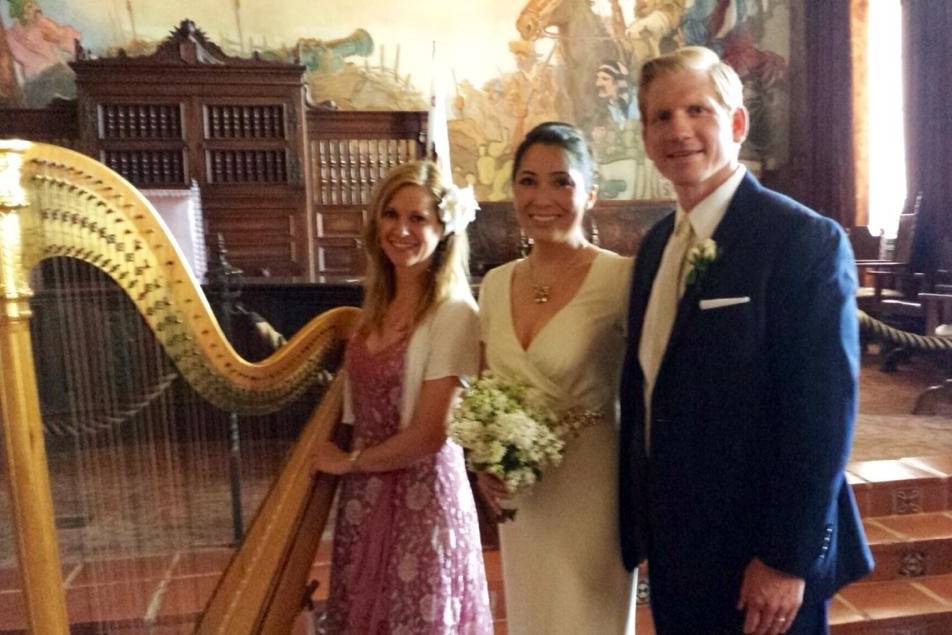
[{"x1": 450, "y1": 372, "x2": 583, "y2": 516}]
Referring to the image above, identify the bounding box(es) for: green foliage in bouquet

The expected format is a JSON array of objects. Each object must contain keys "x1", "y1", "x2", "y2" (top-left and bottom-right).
[{"x1": 449, "y1": 371, "x2": 564, "y2": 497}]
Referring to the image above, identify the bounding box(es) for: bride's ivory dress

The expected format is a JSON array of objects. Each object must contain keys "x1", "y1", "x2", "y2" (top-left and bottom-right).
[{"x1": 479, "y1": 251, "x2": 637, "y2": 634}]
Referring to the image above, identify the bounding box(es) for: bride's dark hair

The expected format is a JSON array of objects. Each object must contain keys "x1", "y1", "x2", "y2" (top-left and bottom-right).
[{"x1": 511, "y1": 121, "x2": 597, "y2": 189}]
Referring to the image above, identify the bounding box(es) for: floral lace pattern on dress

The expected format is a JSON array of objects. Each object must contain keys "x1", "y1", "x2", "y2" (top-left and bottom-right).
[{"x1": 324, "y1": 336, "x2": 492, "y2": 634}]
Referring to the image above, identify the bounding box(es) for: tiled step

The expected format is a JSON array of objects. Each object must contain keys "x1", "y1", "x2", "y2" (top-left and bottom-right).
[
  {"x1": 832, "y1": 574, "x2": 952, "y2": 634},
  {"x1": 862, "y1": 511, "x2": 952, "y2": 581},
  {"x1": 848, "y1": 456, "x2": 952, "y2": 516}
]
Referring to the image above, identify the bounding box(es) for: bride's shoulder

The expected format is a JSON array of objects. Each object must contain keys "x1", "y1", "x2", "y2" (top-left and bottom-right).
[
  {"x1": 590, "y1": 249, "x2": 634, "y2": 296},
  {"x1": 593, "y1": 248, "x2": 634, "y2": 271},
  {"x1": 479, "y1": 259, "x2": 520, "y2": 291}
]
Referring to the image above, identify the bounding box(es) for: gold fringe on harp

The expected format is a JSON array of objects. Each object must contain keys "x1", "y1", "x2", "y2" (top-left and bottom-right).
[{"x1": 0, "y1": 140, "x2": 358, "y2": 634}]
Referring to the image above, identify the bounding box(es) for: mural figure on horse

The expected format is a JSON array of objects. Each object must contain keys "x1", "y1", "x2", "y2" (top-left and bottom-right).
[{"x1": 515, "y1": 0, "x2": 624, "y2": 132}]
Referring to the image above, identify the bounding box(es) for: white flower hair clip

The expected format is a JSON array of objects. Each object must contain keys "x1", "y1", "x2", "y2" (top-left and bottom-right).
[{"x1": 438, "y1": 184, "x2": 480, "y2": 236}]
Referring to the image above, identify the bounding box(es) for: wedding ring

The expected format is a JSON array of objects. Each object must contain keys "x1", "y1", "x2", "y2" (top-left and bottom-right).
[{"x1": 776, "y1": 617, "x2": 787, "y2": 623}]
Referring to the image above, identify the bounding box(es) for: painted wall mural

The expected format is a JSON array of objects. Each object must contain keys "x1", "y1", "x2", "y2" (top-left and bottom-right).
[{"x1": 0, "y1": 0, "x2": 789, "y2": 201}]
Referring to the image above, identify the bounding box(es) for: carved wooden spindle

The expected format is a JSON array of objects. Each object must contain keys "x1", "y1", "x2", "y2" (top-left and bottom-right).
[
  {"x1": 338, "y1": 140, "x2": 349, "y2": 205},
  {"x1": 117, "y1": 107, "x2": 127, "y2": 139},
  {"x1": 102, "y1": 105, "x2": 112, "y2": 139},
  {"x1": 334, "y1": 139, "x2": 344, "y2": 205},
  {"x1": 129, "y1": 152, "x2": 140, "y2": 183},
  {"x1": 317, "y1": 140, "x2": 328, "y2": 206},
  {"x1": 261, "y1": 107, "x2": 272, "y2": 139},
  {"x1": 353, "y1": 140, "x2": 362, "y2": 205},
  {"x1": 222, "y1": 107, "x2": 231, "y2": 139},
  {"x1": 357, "y1": 139, "x2": 368, "y2": 205},
  {"x1": 220, "y1": 151, "x2": 229, "y2": 183},
  {"x1": 240, "y1": 106, "x2": 249, "y2": 138}
]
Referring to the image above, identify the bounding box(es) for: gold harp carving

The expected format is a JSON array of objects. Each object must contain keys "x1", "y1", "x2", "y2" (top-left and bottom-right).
[{"x1": 0, "y1": 140, "x2": 356, "y2": 633}]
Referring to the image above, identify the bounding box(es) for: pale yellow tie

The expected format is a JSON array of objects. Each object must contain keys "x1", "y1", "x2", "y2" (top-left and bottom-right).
[{"x1": 638, "y1": 215, "x2": 695, "y2": 450}]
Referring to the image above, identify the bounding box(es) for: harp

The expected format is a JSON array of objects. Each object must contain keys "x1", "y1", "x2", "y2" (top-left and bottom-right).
[{"x1": 0, "y1": 140, "x2": 357, "y2": 633}]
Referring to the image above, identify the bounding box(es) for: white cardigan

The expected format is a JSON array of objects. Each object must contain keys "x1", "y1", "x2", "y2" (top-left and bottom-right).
[{"x1": 342, "y1": 293, "x2": 480, "y2": 429}]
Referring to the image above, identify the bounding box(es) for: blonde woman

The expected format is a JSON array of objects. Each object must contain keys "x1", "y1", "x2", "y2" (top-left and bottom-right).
[{"x1": 314, "y1": 161, "x2": 491, "y2": 633}]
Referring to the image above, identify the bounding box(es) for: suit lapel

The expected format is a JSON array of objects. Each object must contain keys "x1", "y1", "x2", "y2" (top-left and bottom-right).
[
  {"x1": 663, "y1": 173, "x2": 760, "y2": 356},
  {"x1": 630, "y1": 214, "x2": 675, "y2": 354}
]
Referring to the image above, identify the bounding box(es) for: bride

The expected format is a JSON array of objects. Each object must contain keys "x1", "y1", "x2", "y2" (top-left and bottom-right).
[{"x1": 477, "y1": 121, "x2": 636, "y2": 633}]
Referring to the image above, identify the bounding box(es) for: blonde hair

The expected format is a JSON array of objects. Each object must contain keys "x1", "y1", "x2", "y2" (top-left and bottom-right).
[
  {"x1": 638, "y1": 46, "x2": 744, "y2": 120},
  {"x1": 358, "y1": 160, "x2": 471, "y2": 336}
]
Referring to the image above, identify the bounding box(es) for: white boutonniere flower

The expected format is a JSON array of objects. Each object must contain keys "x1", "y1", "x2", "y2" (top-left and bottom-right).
[
  {"x1": 438, "y1": 184, "x2": 480, "y2": 236},
  {"x1": 685, "y1": 238, "x2": 719, "y2": 287}
]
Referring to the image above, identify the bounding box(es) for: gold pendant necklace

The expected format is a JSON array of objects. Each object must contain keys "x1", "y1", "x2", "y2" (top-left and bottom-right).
[
  {"x1": 527, "y1": 257, "x2": 551, "y2": 304},
  {"x1": 531, "y1": 283, "x2": 551, "y2": 304}
]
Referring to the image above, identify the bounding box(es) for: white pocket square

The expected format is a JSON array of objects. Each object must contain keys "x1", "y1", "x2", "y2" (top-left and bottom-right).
[{"x1": 699, "y1": 296, "x2": 751, "y2": 310}]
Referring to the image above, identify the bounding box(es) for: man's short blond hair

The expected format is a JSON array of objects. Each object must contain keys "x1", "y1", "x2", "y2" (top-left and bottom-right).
[{"x1": 638, "y1": 46, "x2": 744, "y2": 120}]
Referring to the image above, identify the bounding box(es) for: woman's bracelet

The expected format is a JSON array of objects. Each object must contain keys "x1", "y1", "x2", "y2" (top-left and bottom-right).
[{"x1": 347, "y1": 448, "x2": 363, "y2": 473}]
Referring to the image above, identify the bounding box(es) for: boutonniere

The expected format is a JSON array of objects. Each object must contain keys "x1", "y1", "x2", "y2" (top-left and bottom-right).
[{"x1": 685, "y1": 238, "x2": 720, "y2": 287}]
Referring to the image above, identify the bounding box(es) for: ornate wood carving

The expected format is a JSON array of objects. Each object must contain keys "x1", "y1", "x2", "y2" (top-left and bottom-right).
[
  {"x1": 69, "y1": 19, "x2": 311, "y2": 277},
  {"x1": 307, "y1": 110, "x2": 426, "y2": 276}
]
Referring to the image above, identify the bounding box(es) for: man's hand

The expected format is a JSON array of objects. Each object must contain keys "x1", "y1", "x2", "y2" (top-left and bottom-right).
[{"x1": 737, "y1": 557, "x2": 805, "y2": 635}]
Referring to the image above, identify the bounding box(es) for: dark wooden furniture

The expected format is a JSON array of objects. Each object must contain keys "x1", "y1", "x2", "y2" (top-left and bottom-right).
[
  {"x1": 469, "y1": 200, "x2": 672, "y2": 275},
  {"x1": 306, "y1": 110, "x2": 426, "y2": 276},
  {"x1": 70, "y1": 21, "x2": 312, "y2": 278},
  {"x1": 0, "y1": 20, "x2": 427, "y2": 280},
  {"x1": 855, "y1": 193, "x2": 923, "y2": 314}
]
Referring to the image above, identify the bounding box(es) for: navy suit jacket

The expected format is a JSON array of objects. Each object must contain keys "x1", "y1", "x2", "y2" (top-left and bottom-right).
[{"x1": 618, "y1": 173, "x2": 873, "y2": 602}]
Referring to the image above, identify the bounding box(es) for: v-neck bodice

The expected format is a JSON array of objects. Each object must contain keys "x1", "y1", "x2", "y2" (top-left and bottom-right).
[
  {"x1": 508, "y1": 252, "x2": 602, "y2": 353},
  {"x1": 480, "y1": 251, "x2": 633, "y2": 412}
]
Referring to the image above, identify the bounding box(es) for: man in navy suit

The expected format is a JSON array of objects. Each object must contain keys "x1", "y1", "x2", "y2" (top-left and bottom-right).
[{"x1": 619, "y1": 46, "x2": 873, "y2": 634}]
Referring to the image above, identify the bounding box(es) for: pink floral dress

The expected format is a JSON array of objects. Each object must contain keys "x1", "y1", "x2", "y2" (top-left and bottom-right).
[{"x1": 324, "y1": 335, "x2": 492, "y2": 634}]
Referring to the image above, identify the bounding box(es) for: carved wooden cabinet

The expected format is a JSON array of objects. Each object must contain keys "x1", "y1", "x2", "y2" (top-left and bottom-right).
[
  {"x1": 307, "y1": 110, "x2": 426, "y2": 276},
  {"x1": 71, "y1": 21, "x2": 311, "y2": 277}
]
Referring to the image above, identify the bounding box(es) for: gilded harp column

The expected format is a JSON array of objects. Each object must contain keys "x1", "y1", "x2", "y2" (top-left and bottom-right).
[{"x1": 0, "y1": 141, "x2": 69, "y2": 634}]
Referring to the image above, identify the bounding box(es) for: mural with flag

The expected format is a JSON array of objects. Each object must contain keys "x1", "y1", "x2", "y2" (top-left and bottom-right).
[{"x1": 0, "y1": 0, "x2": 789, "y2": 201}]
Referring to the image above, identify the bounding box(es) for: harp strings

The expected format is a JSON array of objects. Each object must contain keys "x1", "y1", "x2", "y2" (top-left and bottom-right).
[{"x1": 1, "y1": 146, "x2": 342, "y2": 631}]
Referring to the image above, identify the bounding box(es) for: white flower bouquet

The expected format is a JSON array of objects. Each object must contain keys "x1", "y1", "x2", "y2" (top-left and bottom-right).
[{"x1": 450, "y1": 371, "x2": 594, "y2": 518}]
